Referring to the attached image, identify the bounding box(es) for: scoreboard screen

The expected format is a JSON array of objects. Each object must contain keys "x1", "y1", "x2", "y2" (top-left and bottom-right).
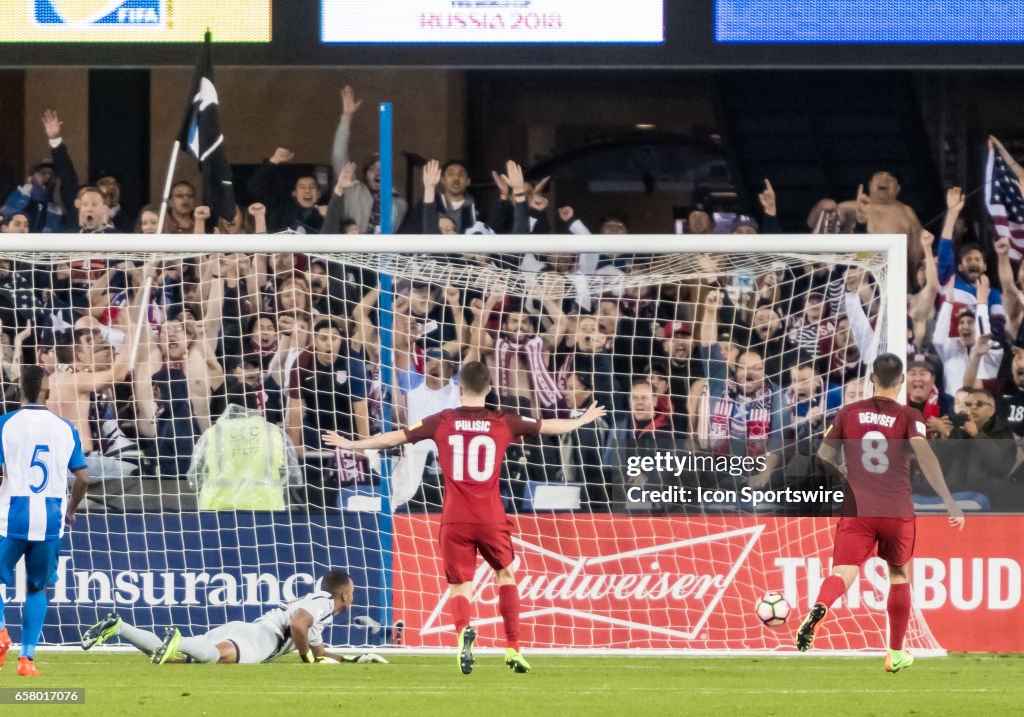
[
  {"x1": 321, "y1": 0, "x2": 664, "y2": 44},
  {"x1": 715, "y1": 0, "x2": 1024, "y2": 44}
]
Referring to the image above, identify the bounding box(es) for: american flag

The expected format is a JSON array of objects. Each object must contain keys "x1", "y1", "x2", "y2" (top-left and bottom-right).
[{"x1": 986, "y1": 146, "x2": 1024, "y2": 260}]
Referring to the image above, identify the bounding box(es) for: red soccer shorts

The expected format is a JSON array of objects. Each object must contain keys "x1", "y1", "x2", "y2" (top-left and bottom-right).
[
  {"x1": 832, "y1": 516, "x2": 916, "y2": 567},
  {"x1": 439, "y1": 520, "x2": 515, "y2": 584}
]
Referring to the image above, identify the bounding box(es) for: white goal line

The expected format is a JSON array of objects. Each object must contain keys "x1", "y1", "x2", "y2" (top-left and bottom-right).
[{"x1": 34, "y1": 645, "x2": 947, "y2": 658}]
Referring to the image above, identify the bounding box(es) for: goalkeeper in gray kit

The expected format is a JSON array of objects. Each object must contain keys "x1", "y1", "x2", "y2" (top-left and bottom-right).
[{"x1": 81, "y1": 571, "x2": 386, "y2": 664}]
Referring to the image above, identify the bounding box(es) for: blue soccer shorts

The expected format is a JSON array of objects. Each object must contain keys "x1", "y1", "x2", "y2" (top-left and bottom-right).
[{"x1": 0, "y1": 537, "x2": 60, "y2": 593}]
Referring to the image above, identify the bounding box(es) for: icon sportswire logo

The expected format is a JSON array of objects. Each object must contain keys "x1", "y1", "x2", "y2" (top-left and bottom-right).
[{"x1": 421, "y1": 525, "x2": 765, "y2": 640}]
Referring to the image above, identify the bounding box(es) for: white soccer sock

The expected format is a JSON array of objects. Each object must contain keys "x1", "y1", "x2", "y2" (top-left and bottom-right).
[
  {"x1": 178, "y1": 637, "x2": 221, "y2": 663},
  {"x1": 117, "y1": 623, "x2": 163, "y2": 655}
]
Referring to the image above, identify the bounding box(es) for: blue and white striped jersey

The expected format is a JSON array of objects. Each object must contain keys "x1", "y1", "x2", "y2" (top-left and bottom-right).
[{"x1": 0, "y1": 405, "x2": 87, "y2": 541}]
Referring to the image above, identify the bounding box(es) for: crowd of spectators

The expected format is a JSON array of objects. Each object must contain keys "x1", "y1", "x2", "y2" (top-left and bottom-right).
[{"x1": 0, "y1": 87, "x2": 1022, "y2": 513}]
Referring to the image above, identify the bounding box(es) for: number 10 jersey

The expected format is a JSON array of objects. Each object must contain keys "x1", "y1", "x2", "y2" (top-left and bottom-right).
[{"x1": 404, "y1": 406, "x2": 543, "y2": 524}]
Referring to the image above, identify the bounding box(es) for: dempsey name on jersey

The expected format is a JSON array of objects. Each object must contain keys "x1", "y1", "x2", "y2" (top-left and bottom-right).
[{"x1": 857, "y1": 412, "x2": 896, "y2": 428}]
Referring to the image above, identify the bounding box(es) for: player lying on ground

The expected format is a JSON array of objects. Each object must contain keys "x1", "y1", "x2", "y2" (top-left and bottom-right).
[
  {"x1": 0, "y1": 365, "x2": 90, "y2": 677},
  {"x1": 324, "y1": 360, "x2": 606, "y2": 675},
  {"x1": 82, "y1": 570, "x2": 386, "y2": 665},
  {"x1": 796, "y1": 353, "x2": 964, "y2": 672}
]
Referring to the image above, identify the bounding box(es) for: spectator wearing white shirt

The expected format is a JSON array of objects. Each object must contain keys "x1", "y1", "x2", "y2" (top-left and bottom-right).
[
  {"x1": 933, "y1": 276, "x2": 1003, "y2": 402},
  {"x1": 406, "y1": 349, "x2": 461, "y2": 432},
  {"x1": 266, "y1": 311, "x2": 312, "y2": 398},
  {"x1": 394, "y1": 349, "x2": 461, "y2": 510}
]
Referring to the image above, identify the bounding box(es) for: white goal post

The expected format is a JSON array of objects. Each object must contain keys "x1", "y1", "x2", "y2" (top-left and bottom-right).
[{"x1": 0, "y1": 230, "x2": 906, "y2": 355}]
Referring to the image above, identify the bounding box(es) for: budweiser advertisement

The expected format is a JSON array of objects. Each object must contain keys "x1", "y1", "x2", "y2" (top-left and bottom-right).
[{"x1": 392, "y1": 515, "x2": 1024, "y2": 652}]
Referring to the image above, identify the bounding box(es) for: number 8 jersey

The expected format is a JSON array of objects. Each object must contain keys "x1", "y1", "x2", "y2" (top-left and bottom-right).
[
  {"x1": 404, "y1": 407, "x2": 542, "y2": 524},
  {"x1": 822, "y1": 396, "x2": 926, "y2": 517}
]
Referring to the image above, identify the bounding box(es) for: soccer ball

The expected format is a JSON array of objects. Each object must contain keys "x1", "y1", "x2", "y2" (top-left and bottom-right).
[{"x1": 755, "y1": 591, "x2": 791, "y2": 627}]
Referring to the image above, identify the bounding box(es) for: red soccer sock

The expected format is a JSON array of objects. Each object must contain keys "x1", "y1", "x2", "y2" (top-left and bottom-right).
[
  {"x1": 499, "y1": 584, "x2": 520, "y2": 652},
  {"x1": 448, "y1": 594, "x2": 471, "y2": 634},
  {"x1": 815, "y1": 575, "x2": 849, "y2": 610},
  {"x1": 887, "y1": 582, "x2": 912, "y2": 651}
]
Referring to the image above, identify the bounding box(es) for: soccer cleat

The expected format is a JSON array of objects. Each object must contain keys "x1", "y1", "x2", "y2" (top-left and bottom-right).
[
  {"x1": 885, "y1": 649, "x2": 915, "y2": 673},
  {"x1": 505, "y1": 647, "x2": 531, "y2": 673},
  {"x1": 151, "y1": 627, "x2": 181, "y2": 665},
  {"x1": 457, "y1": 626, "x2": 476, "y2": 675},
  {"x1": 82, "y1": 613, "x2": 121, "y2": 651},
  {"x1": 796, "y1": 603, "x2": 828, "y2": 652},
  {"x1": 390, "y1": 619, "x2": 405, "y2": 646},
  {"x1": 17, "y1": 657, "x2": 42, "y2": 677},
  {"x1": 0, "y1": 628, "x2": 11, "y2": 669}
]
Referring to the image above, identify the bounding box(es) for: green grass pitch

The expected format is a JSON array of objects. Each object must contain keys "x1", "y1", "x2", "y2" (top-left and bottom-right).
[{"x1": 1, "y1": 653, "x2": 1021, "y2": 716}]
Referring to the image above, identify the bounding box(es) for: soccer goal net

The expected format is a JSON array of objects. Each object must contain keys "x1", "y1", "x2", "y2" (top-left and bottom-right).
[{"x1": 0, "y1": 233, "x2": 942, "y2": 655}]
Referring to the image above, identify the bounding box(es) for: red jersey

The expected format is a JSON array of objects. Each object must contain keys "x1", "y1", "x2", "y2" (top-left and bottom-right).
[
  {"x1": 823, "y1": 396, "x2": 926, "y2": 517},
  {"x1": 404, "y1": 406, "x2": 542, "y2": 524}
]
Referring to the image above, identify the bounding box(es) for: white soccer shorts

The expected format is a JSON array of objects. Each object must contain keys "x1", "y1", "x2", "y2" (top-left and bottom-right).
[{"x1": 204, "y1": 621, "x2": 281, "y2": 664}]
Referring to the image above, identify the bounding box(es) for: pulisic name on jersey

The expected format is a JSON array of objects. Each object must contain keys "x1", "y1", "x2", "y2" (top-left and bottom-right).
[
  {"x1": 857, "y1": 412, "x2": 896, "y2": 428},
  {"x1": 455, "y1": 420, "x2": 491, "y2": 432}
]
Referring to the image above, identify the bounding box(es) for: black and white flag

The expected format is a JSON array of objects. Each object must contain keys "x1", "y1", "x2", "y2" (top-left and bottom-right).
[{"x1": 178, "y1": 32, "x2": 237, "y2": 224}]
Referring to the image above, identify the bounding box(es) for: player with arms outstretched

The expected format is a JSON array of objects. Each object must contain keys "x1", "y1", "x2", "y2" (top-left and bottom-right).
[
  {"x1": 796, "y1": 353, "x2": 964, "y2": 671},
  {"x1": 0, "y1": 366, "x2": 90, "y2": 676},
  {"x1": 325, "y1": 361, "x2": 605, "y2": 675},
  {"x1": 81, "y1": 570, "x2": 385, "y2": 664}
]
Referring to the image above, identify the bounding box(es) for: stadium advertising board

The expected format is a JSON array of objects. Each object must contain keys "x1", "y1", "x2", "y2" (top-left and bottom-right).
[
  {"x1": 1, "y1": 513, "x2": 1018, "y2": 652},
  {"x1": 394, "y1": 515, "x2": 1024, "y2": 652},
  {"x1": 0, "y1": 513, "x2": 390, "y2": 647},
  {"x1": 321, "y1": 0, "x2": 664, "y2": 44},
  {"x1": 0, "y1": 0, "x2": 271, "y2": 42}
]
